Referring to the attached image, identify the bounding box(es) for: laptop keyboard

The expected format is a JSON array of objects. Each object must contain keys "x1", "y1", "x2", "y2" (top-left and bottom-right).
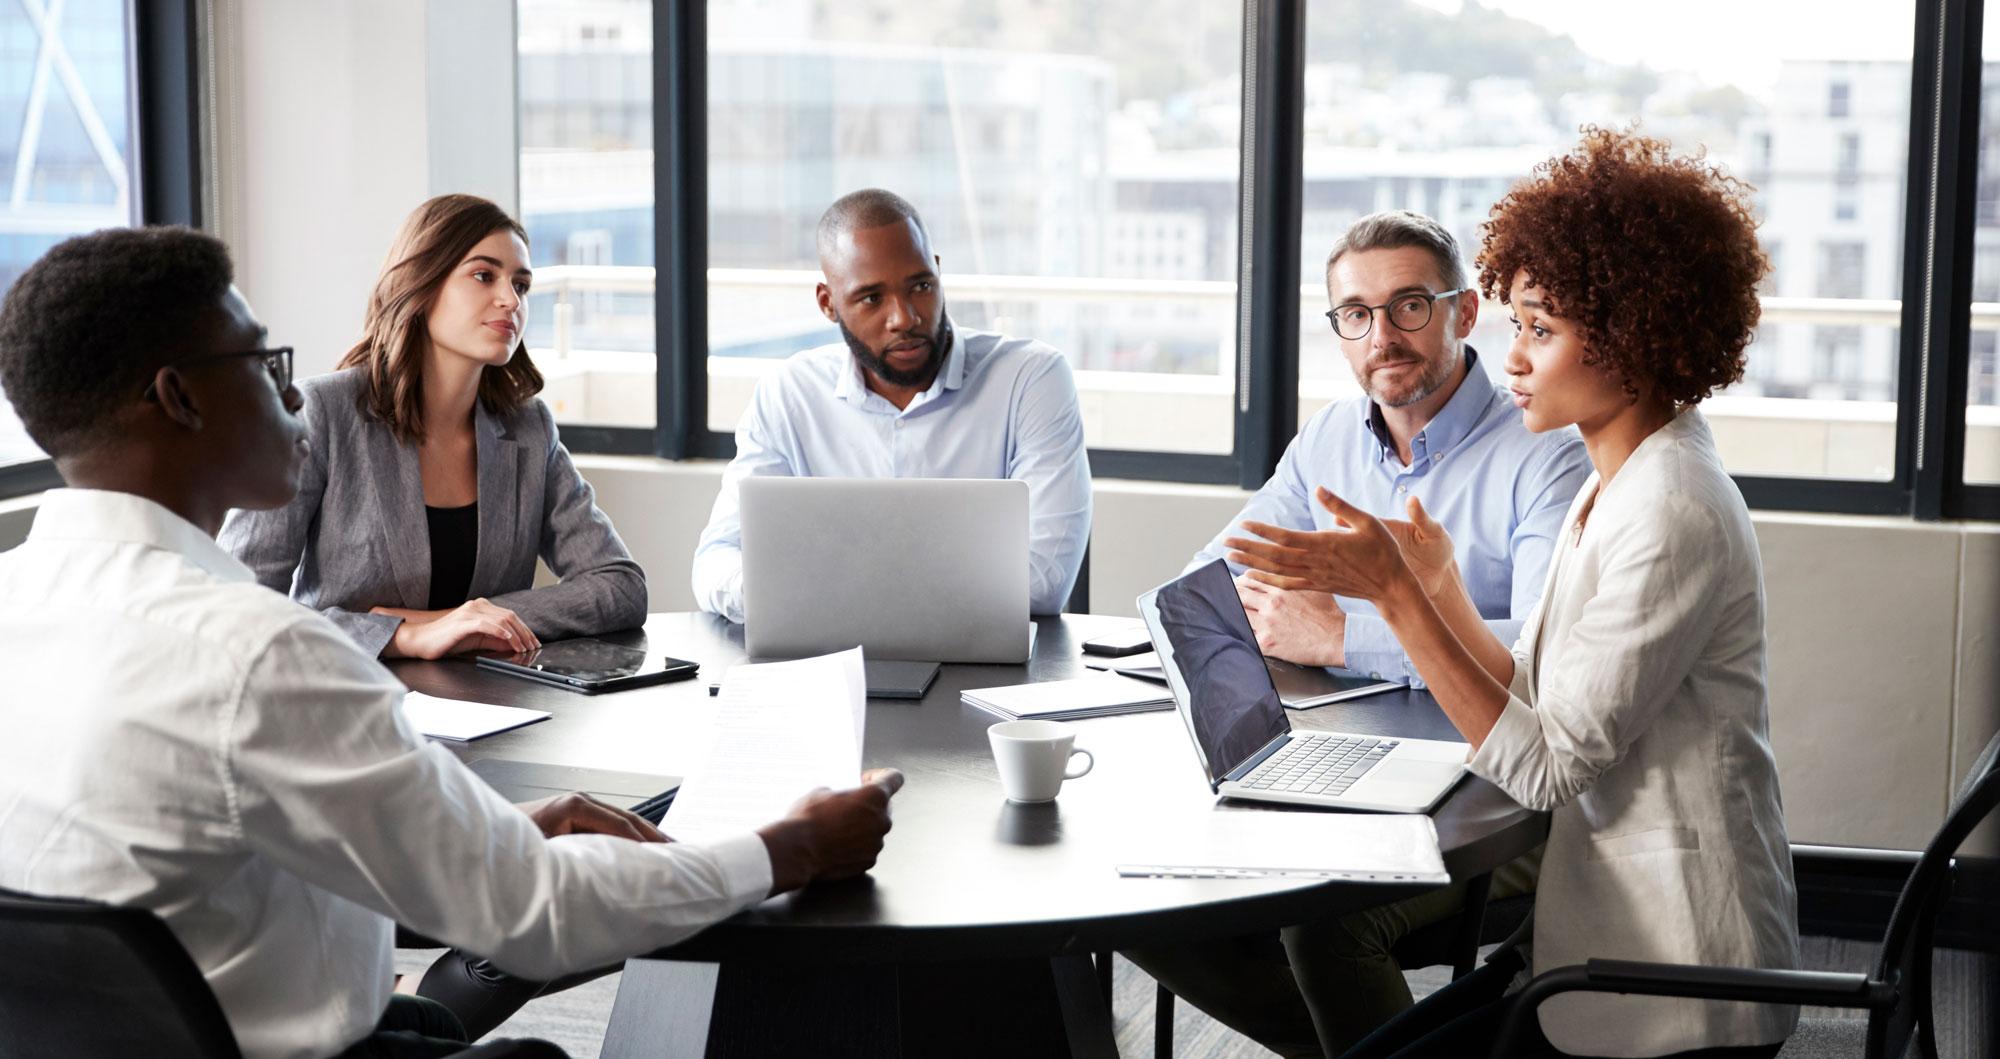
[{"x1": 1241, "y1": 734, "x2": 1398, "y2": 797}]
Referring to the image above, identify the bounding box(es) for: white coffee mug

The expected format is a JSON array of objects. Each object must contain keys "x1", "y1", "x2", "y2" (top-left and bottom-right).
[{"x1": 988, "y1": 719, "x2": 1095, "y2": 803}]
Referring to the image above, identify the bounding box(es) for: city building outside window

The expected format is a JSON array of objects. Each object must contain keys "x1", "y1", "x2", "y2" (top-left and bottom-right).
[
  {"x1": 0, "y1": 0, "x2": 138, "y2": 467},
  {"x1": 1294, "y1": 2, "x2": 1913, "y2": 482}
]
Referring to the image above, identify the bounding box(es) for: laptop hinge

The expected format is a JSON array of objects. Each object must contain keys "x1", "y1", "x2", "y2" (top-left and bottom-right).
[{"x1": 1221, "y1": 733, "x2": 1292, "y2": 786}]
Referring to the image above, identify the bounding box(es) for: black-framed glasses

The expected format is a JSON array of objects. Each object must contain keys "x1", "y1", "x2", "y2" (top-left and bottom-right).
[
  {"x1": 1324, "y1": 288, "x2": 1467, "y2": 341},
  {"x1": 143, "y1": 346, "x2": 294, "y2": 400}
]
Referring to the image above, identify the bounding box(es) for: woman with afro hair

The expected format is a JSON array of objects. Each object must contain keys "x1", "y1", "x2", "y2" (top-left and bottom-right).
[{"x1": 1227, "y1": 127, "x2": 1797, "y2": 1058}]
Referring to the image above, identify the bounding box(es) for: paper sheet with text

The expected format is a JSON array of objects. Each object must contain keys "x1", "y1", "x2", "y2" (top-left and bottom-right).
[{"x1": 660, "y1": 647, "x2": 866, "y2": 844}]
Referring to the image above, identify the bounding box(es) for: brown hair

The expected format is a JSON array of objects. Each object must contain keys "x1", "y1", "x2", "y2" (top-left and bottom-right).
[
  {"x1": 1476, "y1": 126, "x2": 1767, "y2": 406},
  {"x1": 338, "y1": 194, "x2": 543, "y2": 442}
]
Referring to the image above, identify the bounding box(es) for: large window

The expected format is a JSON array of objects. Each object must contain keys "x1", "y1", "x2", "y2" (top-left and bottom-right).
[
  {"x1": 1968, "y1": 40, "x2": 2000, "y2": 486},
  {"x1": 1293, "y1": 0, "x2": 1915, "y2": 484},
  {"x1": 700, "y1": 1, "x2": 1243, "y2": 455},
  {"x1": 505, "y1": 0, "x2": 1999, "y2": 518},
  {"x1": 0, "y1": 0, "x2": 139, "y2": 468},
  {"x1": 515, "y1": 1, "x2": 658, "y2": 430},
  {"x1": 517, "y1": 0, "x2": 1247, "y2": 455}
]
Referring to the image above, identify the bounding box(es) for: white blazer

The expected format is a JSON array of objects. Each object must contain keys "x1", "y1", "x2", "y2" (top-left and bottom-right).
[{"x1": 1467, "y1": 410, "x2": 1799, "y2": 1057}]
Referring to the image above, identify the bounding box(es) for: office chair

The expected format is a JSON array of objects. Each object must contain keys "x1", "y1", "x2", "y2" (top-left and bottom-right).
[
  {"x1": 1067, "y1": 543, "x2": 1092, "y2": 615},
  {"x1": 0, "y1": 887, "x2": 243, "y2": 1058},
  {"x1": 1489, "y1": 727, "x2": 2000, "y2": 1058}
]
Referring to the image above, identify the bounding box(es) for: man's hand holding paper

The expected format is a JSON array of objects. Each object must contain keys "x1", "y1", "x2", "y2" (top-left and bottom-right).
[{"x1": 661, "y1": 648, "x2": 904, "y2": 895}]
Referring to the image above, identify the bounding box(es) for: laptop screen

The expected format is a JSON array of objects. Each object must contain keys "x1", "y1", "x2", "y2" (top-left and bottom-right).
[{"x1": 1146, "y1": 560, "x2": 1290, "y2": 785}]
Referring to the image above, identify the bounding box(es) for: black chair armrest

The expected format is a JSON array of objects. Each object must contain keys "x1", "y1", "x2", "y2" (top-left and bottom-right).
[{"x1": 1491, "y1": 959, "x2": 1892, "y2": 1058}]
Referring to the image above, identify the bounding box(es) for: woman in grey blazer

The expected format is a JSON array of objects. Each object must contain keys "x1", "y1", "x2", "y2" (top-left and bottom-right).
[
  {"x1": 1231, "y1": 129, "x2": 1797, "y2": 1058},
  {"x1": 221, "y1": 194, "x2": 646, "y2": 660}
]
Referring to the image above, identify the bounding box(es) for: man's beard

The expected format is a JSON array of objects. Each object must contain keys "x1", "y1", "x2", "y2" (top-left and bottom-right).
[
  {"x1": 839, "y1": 314, "x2": 952, "y2": 390},
  {"x1": 1357, "y1": 342, "x2": 1461, "y2": 409}
]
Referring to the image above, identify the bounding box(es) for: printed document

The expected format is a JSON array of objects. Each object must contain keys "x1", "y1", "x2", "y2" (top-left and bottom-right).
[{"x1": 661, "y1": 647, "x2": 867, "y2": 843}]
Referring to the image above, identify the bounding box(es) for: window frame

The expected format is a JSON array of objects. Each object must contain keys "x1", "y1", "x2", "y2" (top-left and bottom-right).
[
  {"x1": 0, "y1": 0, "x2": 203, "y2": 500},
  {"x1": 553, "y1": 0, "x2": 2000, "y2": 518}
]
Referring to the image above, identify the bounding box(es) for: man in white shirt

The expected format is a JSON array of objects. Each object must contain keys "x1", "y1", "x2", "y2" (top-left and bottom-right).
[
  {"x1": 0, "y1": 227, "x2": 903, "y2": 1059},
  {"x1": 692, "y1": 189, "x2": 1093, "y2": 622}
]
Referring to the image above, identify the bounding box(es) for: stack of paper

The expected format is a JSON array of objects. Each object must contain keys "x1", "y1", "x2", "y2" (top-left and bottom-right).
[
  {"x1": 661, "y1": 648, "x2": 867, "y2": 845},
  {"x1": 961, "y1": 673, "x2": 1174, "y2": 721}
]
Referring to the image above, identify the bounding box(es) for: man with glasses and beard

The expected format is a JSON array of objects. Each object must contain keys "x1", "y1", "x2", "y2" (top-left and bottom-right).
[
  {"x1": 1126, "y1": 211, "x2": 1591, "y2": 1058},
  {"x1": 1191, "y1": 209, "x2": 1589, "y2": 689},
  {"x1": 693, "y1": 188, "x2": 1091, "y2": 623}
]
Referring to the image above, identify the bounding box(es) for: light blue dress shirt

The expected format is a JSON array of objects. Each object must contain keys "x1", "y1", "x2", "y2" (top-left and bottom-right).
[
  {"x1": 693, "y1": 327, "x2": 1093, "y2": 623},
  {"x1": 1189, "y1": 349, "x2": 1591, "y2": 687}
]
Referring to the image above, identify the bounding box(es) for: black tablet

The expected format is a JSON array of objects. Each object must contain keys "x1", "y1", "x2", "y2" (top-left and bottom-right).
[{"x1": 475, "y1": 636, "x2": 699, "y2": 694}]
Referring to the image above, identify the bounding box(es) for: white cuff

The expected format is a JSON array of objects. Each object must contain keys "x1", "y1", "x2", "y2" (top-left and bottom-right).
[{"x1": 704, "y1": 830, "x2": 774, "y2": 907}]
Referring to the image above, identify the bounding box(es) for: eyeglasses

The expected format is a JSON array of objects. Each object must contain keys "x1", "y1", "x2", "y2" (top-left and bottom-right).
[
  {"x1": 1325, "y1": 289, "x2": 1467, "y2": 341},
  {"x1": 142, "y1": 346, "x2": 294, "y2": 400}
]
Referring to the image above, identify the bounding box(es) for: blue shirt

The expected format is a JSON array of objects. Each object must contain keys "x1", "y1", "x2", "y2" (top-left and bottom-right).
[
  {"x1": 693, "y1": 327, "x2": 1093, "y2": 622},
  {"x1": 1189, "y1": 349, "x2": 1590, "y2": 687}
]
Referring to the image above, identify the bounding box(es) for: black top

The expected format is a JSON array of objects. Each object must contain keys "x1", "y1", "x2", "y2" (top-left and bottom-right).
[{"x1": 424, "y1": 502, "x2": 479, "y2": 610}]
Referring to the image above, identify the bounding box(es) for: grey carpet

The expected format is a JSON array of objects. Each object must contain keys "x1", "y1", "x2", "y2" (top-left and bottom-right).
[{"x1": 395, "y1": 937, "x2": 1995, "y2": 1058}]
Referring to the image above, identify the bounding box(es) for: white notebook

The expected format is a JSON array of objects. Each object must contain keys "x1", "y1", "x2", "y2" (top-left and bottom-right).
[
  {"x1": 1116, "y1": 811, "x2": 1448, "y2": 883},
  {"x1": 961, "y1": 674, "x2": 1174, "y2": 721},
  {"x1": 399, "y1": 691, "x2": 550, "y2": 742}
]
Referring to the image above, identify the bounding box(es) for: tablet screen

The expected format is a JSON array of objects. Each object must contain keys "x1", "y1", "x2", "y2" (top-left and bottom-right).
[{"x1": 492, "y1": 638, "x2": 653, "y2": 682}]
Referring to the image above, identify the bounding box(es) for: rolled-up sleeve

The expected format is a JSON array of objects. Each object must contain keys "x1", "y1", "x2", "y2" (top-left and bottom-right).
[
  {"x1": 1009, "y1": 355, "x2": 1092, "y2": 613},
  {"x1": 1466, "y1": 499, "x2": 1724, "y2": 811},
  {"x1": 229, "y1": 618, "x2": 771, "y2": 980}
]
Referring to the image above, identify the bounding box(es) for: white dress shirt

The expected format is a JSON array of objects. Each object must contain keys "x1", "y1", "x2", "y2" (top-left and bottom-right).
[
  {"x1": 692, "y1": 327, "x2": 1093, "y2": 622},
  {"x1": 0, "y1": 490, "x2": 772, "y2": 1059},
  {"x1": 1467, "y1": 411, "x2": 1799, "y2": 1057}
]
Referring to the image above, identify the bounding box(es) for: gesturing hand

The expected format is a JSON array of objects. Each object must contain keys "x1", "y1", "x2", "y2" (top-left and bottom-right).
[
  {"x1": 1380, "y1": 495, "x2": 1457, "y2": 599},
  {"x1": 1224, "y1": 487, "x2": 1419, "y2": 605}
]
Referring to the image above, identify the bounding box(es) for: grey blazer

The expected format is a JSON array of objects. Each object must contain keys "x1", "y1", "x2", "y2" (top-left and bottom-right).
[{"x1": 219, "y1": 368, "x2": 648, "y2": 656}]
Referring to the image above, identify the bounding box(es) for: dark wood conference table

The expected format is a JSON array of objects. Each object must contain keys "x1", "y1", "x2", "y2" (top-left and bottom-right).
[{"x1": 389, "y1": 613, "x2": 1546, "y2": 1058}]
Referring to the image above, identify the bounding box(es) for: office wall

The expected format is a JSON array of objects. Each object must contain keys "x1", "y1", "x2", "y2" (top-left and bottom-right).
[
  {"x1": 568, "y1": 456, "x2": 2000, "y2": 854},
  {"x1": 207, "y1": 0, "x2": 518, "y2": 381}
]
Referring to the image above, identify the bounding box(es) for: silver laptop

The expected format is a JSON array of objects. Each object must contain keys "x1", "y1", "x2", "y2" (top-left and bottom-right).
[
  {"x1": 1138, "y1": 560, "x2": 1469, "y2": 814},
  {"x1": 740, "y1": 477, "x2": 1032, "y2": 663}
]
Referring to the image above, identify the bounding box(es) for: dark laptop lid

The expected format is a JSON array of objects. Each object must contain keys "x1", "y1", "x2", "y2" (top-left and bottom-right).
[{"x1": 1141, "y1": 560, "x2": 1290, "y2": 788}]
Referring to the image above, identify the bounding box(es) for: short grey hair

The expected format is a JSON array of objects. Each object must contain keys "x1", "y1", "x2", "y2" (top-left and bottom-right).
[
  {"x1": 817, "y1": 188, "x2": 930, "y2": 259},
  {"x1": 1324, "y1": 210, "x2": 1467, "y2": 292}
]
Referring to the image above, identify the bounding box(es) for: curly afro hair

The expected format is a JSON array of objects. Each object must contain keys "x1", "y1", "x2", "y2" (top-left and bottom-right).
[
  {"x1": 0, "y1": 226, "x2": 232, "y2": 457},
  {"x1": 1476, "y1": 126, "x2": 1768, "y2": 406}
]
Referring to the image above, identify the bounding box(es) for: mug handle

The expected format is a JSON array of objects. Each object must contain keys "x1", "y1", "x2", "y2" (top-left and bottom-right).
[{"x1": 1065, "y1": 748, "x2": 1094, "y2": 780}]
